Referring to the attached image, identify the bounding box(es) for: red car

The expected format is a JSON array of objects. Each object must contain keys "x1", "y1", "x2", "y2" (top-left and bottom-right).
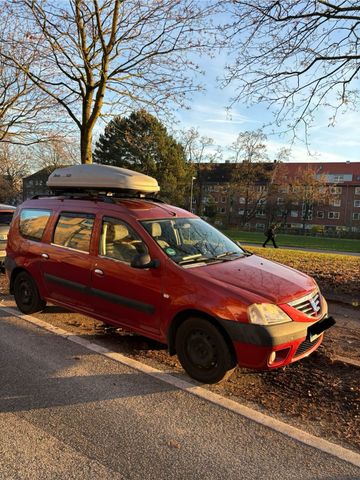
[
  {"x1": 5, "y1": 164, "x2": 335, "y2": 383},
  {"x1": 0, "y1": 204, "x2": 16, "y2": 271}
]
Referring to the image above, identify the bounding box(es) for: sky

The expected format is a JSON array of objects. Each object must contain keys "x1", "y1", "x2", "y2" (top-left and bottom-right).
[{"x1": 174, "y1": 54, "x2": 360, "y2": 164}]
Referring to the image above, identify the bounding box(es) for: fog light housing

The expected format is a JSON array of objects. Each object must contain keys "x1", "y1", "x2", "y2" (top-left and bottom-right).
[
  {"x1": 268, "y1": 352, "x2": 276, "y2": 364},
  {"x1": 268, "y1": 348, "x2": 291, "y2": 366}
]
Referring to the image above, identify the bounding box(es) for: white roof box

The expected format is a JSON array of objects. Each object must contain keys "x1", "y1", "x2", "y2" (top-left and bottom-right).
[{"x1": 47, "y1": 164, "x2": 160, "y2": 194}]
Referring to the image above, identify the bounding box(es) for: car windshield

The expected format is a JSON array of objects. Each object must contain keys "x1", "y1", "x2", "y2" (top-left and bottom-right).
[
  {"x1": 141, "y1": 218, "x2": 245, "y2": 265},
  {"x1": 0, "y1": 212, "x2": 14, "y2": 225}
]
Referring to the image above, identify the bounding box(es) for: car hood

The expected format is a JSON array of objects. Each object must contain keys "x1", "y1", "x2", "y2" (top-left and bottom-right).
[{"x1": 187, "y1": 254, "x2": 315, "y2": 304}]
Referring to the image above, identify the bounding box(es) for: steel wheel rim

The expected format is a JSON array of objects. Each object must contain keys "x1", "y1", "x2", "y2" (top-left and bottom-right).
[{"x1": 186, "y1": 329, "x2": 217, "y2": 370}]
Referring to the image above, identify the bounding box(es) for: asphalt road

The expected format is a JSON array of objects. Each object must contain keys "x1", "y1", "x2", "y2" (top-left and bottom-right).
[{"x1": 1, "y1": 310, "x2": 359, "y2": 480}]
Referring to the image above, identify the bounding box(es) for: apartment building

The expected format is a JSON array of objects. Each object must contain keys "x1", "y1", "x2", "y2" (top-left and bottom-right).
[{"x1": 197, "y1": 162, "x2": 360, "y2": 235}]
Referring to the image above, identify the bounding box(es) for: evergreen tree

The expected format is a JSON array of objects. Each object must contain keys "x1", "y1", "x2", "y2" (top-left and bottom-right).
[{"x1": 94, "y1": 110, "x2": 193, "y2": 206}]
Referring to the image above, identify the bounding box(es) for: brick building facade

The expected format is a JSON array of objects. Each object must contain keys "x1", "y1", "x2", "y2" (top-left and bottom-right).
[{"x1": 196, "y1": 162, "x2": 360, "y2": 236}]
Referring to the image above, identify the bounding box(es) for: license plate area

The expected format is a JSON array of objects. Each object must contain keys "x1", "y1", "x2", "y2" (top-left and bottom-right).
[{"x1": 307, "y1": 316, "x2": 336, "y2": 342}]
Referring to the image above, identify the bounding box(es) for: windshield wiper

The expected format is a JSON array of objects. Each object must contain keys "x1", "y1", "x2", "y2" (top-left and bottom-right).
[{"x1": 178, "y1": 254, "x2": 207, "y2": 265}]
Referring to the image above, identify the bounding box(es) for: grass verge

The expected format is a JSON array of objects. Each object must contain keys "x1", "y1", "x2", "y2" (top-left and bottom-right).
[{"x1": 222, "y1": 229, "x2": 360, "y2": 253}]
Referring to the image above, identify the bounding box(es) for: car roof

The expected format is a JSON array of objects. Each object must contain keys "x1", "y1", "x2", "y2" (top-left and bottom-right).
[{"x1": 20, "y1": 196, "x2": 195, "y2": 221}]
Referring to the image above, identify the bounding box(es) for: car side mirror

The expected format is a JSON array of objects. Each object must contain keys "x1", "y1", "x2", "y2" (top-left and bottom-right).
[{"x1": 131, "y1": 253, "x2": 159, "y2": 269}]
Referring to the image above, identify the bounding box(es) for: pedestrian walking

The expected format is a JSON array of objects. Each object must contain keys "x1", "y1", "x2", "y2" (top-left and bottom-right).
[{"x1": 263, "y1": 225, "x2": 278, "y2": 248}]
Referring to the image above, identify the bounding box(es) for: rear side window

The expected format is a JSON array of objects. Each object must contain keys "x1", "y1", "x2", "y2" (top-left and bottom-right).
[
  {"x1": 19, "y1": 209, "x2": 51, "y2": 241},
  {"x1": 53, "y1": 212, "x2": 95, "y2": 252},
  {"x1": 0, "y1": 212, "x2": 14, "y2": 225}
]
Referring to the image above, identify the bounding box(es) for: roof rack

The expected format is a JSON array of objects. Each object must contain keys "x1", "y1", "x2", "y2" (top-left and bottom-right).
[{"x1": 32, "y1": 191, "x2": 166, "y2": 204}]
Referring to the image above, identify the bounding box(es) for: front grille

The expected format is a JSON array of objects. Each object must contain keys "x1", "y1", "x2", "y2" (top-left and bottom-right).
[
  {"x1": 288, "y1": 290, "x2": 321, "y2": 318},
  {"x1": 294, "y1": 337, "x2": 321, "y2": 358}
]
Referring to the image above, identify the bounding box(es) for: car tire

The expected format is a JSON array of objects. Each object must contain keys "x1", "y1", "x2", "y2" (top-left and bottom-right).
[
  {"x1": 175, "y1": 317, "x2": 236, "y2": 384},
  {"x1": 14, "y1": 271, "x2": 46, "y2": 314}
]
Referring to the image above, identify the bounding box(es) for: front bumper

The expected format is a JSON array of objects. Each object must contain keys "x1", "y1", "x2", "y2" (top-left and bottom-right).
[{"x1": 220, "y1": 316, "x2": 335, "y2": 370}]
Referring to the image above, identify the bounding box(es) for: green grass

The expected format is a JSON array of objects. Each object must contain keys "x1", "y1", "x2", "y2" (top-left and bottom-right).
[{"x1": 222, "y1": 229, "x2": 360, "y2": 253}]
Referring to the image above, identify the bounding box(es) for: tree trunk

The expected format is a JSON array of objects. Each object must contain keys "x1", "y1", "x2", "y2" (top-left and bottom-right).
[{"x1": 80, "y1": 126, "x2": 93, "y2": 164}]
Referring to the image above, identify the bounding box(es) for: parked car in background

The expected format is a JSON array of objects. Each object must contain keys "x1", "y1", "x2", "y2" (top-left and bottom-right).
[
  {"x1": 5, "y1": 165, "x2": 335, "y2": 383},
  {"x1": 0, "y1": 204, "x2": 16, "y2": 272}
]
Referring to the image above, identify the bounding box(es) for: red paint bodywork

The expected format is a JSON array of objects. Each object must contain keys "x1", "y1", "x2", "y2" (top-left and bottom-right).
[{"x1": 6, "y1": 196, "x2": 329, "y2": 370}]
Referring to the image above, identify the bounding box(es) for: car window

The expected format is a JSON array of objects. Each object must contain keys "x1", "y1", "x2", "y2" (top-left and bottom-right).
[
  {"x1": 53, "y1": 212, "x2": 95, "y2": 252},
  {"x1": 0, "y1": 212, "x2": 14, "y2": 225},
  {"x1": 141, "y1": 217, "x2": 244, "y2": 265},
  {"x1": 19, "y1": 209, "x2": 52, "y2": 241},
  {"x1": 100, "y1": 217, "x2": 147, "y2": 264}
]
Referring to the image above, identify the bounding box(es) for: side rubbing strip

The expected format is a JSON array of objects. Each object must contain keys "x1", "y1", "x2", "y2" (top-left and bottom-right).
[
  {"x1": 44, "y1": 274, "x2": 155, "y2": 315},
  {"x1": 91, "y1": 288, "x2": 155, "y2": 314}
]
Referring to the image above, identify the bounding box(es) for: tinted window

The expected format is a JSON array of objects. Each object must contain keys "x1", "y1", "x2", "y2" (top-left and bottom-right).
[
  {"x1": 53, "y1": 212, "x2": 95, "y2": 252},
  {"x1": 100, "y1": 217, "x2": 147, "y2": 263},
  {"x1": 0, "y1": 212, "x2": 14, "y2": 225},
  {"x1": 19, "y1": 209, "x2": 51, "y2": 241}
]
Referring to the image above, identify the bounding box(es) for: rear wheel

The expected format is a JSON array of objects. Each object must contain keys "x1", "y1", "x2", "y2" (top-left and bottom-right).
[
  {"x1": 14, "y1": 271, "x2": 46, "y2": 314},
  {"x1": 175, "y1": 317, "x2": 236, "y2": 384}
]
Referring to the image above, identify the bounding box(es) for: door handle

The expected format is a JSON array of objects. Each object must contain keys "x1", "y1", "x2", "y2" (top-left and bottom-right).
[
  {"x1": 94, "y1": 268, "x2": 104, "y2": 276},
  {"x1": 41, "y1": 253, "x2": 49, "y2": 259}
]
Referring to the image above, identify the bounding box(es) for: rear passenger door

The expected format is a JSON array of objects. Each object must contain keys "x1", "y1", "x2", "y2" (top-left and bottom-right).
[
  {"x1": 91, "y1": 216, "x2": 163, "y2": 336},
  {"x1": 41, "y1": 211, "x2": 95, "y2": 312}
]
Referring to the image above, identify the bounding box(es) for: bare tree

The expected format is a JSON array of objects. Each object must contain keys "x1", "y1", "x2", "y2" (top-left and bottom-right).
[
  {"x1": 3, "y1": 0, "x2": 218, "y2": 164},
  {"x1": 31, "y1": 135, "x2": 80, "y2": 169},
  {"x1": 290, "y1": 165, "x2": 331, "y2": 232},
  {"x1": 180, "y1": 128, "x2": 222, "y2": 214},
  {"x1": 0, "y1": 5, "x2": 55, "y2": 145},
  {"x1": 223, "y1": 1, "x2": 360, "y2": 135},
  {"x1": 0, "y1": 143, "x2": 30, "y2": 203},
  {"x1": 227, "y1": 129, "x2": 270, "y2": 226}
]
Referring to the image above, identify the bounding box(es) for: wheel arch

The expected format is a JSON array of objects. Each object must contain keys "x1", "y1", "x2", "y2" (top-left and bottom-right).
[
  {"x1": 9, "y1": 266, "x2": 28, "y2": 294},
  {"x1": 167, "y1": 309, "x2": 236, "y2": 363}
]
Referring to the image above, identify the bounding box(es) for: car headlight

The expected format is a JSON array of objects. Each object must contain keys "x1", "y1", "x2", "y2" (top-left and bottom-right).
[{"x1": 247, "y1": 303, "x2": 292, "y2": 325}]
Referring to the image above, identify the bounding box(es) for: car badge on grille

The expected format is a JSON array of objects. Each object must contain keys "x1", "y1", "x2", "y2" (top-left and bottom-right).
[{"x1": 310, "y1": 297, "x2": 320, "y2": 313}]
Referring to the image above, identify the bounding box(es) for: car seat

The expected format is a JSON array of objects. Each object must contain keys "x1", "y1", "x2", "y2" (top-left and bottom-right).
[
  {"x1": 106, "y1": 223, "x2": 137, "y2": 262},
  {"x1": 150, "y1": 222, "x2": 169, "y2": 249}
]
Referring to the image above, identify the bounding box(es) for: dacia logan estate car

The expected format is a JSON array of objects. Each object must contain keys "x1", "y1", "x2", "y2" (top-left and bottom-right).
[
  {"x1": 5, "y1": 164, "x2": 335, "y2": 383},
  {"x1": 0, "y1": 204, "x2": 16, "y2": 271}
]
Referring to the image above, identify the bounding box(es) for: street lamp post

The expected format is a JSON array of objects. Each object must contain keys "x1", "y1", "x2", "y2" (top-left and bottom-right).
[{"x1": 190, "y1": 176, "x2": 196, "y2": 213}]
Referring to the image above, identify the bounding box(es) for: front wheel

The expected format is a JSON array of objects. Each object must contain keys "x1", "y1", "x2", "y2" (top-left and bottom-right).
[
  {"x1": 175, "y1": 317, "x2": 236, "y2": 384},
  {"x1": 14, "y1": 271, "x2": 46, "y2": 314}
]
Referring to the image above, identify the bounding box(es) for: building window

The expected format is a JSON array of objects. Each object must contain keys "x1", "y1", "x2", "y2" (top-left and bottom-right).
[
  {"x1": 354, "y1": 200, "x2": 360, "y2": 208},
  {"x1": 329, "y1": 199, "x2": 341, "y2": 207},
  {"x1": 256, "y1": 223, "x2": 265, "y2": 230},
  {"x1": 218, "y1": 207, "x2": 226, "y2": 214},
  {"x1": 333, "y1": 175, "x2": 345, "y2": 183},
  {"x1": 238, "y1": 209, "x2": 244, "y2": 215},
  {"x1": 316, "y1": 211, "x2": 324, "y2": 219},
  {"x1": 221, "y1": 196, "x2": 226, "y2": 203},
  {"x1": 355, "y1": 187, "x2": 360, "y2": 195},
  {"x1": 328, "y1": 212, "x2": 340, "y2": 219},
  {"x1": 256, "y1": 208, "x2": 266, "y2": 217},
  {"x1": 277, "y1": 197, "x2": 285, "y2": 205},
  {"x1": 353, "y1": 213, "x2": 360, "y2": 221},
  {"x1": 330, "y1": 186, "x2": 342, "y2": 194},
  {"x1": 239, "y1": 197, "x2": 245, "y2": 204},
  {"x1": 290, "y1": 210, "x2": 298, "y2": 218}
]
